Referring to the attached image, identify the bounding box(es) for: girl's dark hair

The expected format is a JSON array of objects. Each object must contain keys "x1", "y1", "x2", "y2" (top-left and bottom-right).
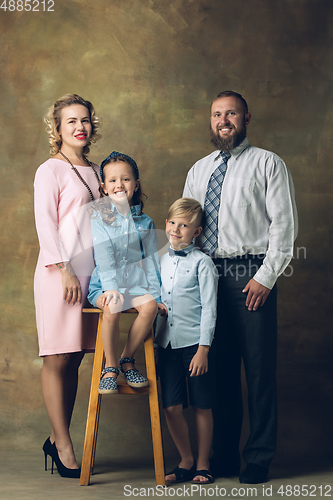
[{"x1": 100, "y1": 155, "x2": 146, "y2": 209}]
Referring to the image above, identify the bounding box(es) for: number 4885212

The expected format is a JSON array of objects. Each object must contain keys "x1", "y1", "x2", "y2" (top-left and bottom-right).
[{"x1": 0, "y1": 0, "x2": 55, "y2": 11}]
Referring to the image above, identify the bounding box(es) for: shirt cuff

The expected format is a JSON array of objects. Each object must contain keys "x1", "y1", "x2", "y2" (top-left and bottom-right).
[
  {"x1": 253, "y1": 265, "x2": 278, "y2": 290},
  {"x1": 199, "y1": 332, "x2": 214, "y2": 347},
  {"x1": 100, "y1": 278, "x2": 119, "y2": 292}
]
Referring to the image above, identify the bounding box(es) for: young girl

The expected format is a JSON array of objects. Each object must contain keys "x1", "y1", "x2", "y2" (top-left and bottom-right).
[{"x1": 88, "y1": 151, "x2": 163, "y2": 394}]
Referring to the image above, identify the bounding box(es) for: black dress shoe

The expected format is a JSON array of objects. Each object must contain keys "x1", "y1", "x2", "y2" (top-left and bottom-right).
[
  {"x1": 42, "y1": 437, "x2": 53, "y2": 471},
  {"x1": 50, "y1": 443, "x2": 81, "y2": 479},
  {"x1": 239, "y1": 463, "x2": 268, "y2": 484},
  {"x1": 210, "y1": 457, "x2": 240, "y2": 477}
]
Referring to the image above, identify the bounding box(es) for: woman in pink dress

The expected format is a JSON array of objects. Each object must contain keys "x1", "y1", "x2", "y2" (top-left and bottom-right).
[{"x1": 34, "y1": 94, "x2": 101, "y2": 478}]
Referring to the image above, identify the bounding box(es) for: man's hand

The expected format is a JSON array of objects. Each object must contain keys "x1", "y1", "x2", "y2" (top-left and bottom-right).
[
  {"x1": 242, "y1": 279, "x2": 270, "y2": 311},
  {"x1": 189, "y1": 345, "x2": 209, "y2": 377}
]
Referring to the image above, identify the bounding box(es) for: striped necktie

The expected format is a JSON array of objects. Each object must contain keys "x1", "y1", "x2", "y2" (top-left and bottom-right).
[{"x1": 202, "y1": 152, "x2": 231, "y2": 255}]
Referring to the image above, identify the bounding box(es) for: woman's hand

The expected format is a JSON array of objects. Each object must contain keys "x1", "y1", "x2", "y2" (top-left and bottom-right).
[{"x1": 57, "y1": 262, "x2": 82, "y2": 305}]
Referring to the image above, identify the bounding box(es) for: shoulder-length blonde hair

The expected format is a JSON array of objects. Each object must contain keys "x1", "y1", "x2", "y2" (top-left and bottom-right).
[{"x1": 44, "y1": 94, "x2": 101, "y2": 156}]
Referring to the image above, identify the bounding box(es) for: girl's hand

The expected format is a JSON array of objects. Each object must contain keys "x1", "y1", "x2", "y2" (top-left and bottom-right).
[
  {"x1": 189, "y1": 345, "x2": 209, "y2": 377},
  {"x1": 101, "y1": 290, "x2": 124, "y2": 313},
  {"x1": 157, "y1": 303, "x2": 168, "y2": 317},
  {"x1": 58, "y1": 263, "x2": 82, "y2": 305}
]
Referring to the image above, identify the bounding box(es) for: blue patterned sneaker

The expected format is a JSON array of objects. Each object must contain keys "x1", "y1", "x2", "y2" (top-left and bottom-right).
[
  {"x1": 118, "y1": 357, "x2": 148, "y2": 388},
  {"x1": 98, "y1": 367, "x2": 119, "y2": 394}
]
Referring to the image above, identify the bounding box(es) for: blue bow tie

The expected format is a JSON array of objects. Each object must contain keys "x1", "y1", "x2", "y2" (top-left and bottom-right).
[{"x1": 168, "y1": 248, "x2": 187, "y2": 257}]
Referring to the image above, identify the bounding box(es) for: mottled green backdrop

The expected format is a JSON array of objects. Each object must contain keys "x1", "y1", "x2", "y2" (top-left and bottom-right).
[{"x1": 1, "y1": 0, "x2": 332, "y2": 470}]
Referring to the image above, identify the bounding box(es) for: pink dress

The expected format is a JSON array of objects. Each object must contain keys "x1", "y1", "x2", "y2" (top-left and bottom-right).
[{"x1": 34, "y1": 158, "x2": 100, "y2": 356}]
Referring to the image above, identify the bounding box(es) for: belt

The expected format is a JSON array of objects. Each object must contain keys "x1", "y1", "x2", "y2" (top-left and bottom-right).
[{"x1": 213, "y1": 254, "x2": 265, "y2": 261}]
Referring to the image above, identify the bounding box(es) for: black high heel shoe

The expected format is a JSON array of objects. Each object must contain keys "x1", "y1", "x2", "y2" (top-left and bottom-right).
[
  {"x1": 49, "y1": 443, "x2": 81, "y2": 478},
  {"x1": 42, "y1": 437, "x2": 53, "y2": 471}
]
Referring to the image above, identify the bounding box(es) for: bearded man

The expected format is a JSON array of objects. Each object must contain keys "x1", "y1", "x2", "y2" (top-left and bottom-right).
[{"x1": 183, "y1": 91, "x2": 298, "y2": 484}]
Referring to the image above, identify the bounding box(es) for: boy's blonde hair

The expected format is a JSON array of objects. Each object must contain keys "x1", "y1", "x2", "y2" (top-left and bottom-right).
[{"x1": 167, "y1": 198, "x2": 203, "y2": 228}]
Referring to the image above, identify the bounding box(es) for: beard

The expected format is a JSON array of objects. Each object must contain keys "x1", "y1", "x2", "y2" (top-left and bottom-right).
[{"x1": 210, "y1": 118, "x2": 247, "y2": 151}]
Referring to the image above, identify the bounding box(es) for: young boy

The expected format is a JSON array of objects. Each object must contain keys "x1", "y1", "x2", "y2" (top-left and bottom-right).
[{"x1": 155, "y1": 198, "x2": 218, "y2": 485}]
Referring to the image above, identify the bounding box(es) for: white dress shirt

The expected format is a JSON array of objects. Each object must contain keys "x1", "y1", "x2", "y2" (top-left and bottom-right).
[
  {"x1": 183, "y1": 138, "x2": 298, "y2": 290},
  {"x1": 154, "y1": 243, "x2": 218, "y2": 349}
]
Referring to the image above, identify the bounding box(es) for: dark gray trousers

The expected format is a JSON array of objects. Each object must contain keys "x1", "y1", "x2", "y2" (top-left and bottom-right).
[{"x1": 212, "y1": 257, "x2": 278, "y2": 469}]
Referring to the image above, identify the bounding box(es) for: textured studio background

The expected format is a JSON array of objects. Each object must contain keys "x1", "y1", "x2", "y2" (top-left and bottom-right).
[{"x1": 0, "y1": 0, "x2": 332, "y2": 472}]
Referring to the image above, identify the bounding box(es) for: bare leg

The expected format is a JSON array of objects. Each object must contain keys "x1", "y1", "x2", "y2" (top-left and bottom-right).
[
  {"x1": 192, "y1": 407, "x2": 213, "y2": 482},
  {"x1": 65, "y1": 350, "x2": 85, "y2": 427},
  {"x1": 120, "y1": 295, "x2": 157, "y2": 372},
  {"x1": 164, "y1": 404, "x2": 195, "y2": 482},
  {"x1": 96, "y1": 295, "x2": 121, "y2": 379},
  {"x1": 41, "y1": 350, "x2": 85, "y2": 469}
]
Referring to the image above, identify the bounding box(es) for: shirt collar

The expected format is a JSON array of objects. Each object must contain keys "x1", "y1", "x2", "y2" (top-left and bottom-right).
[
  {"x1": 214, "y1": 137, "x2": 250, "y2": 162},
  {"x1": 109, "y1": 201, "x2": 142, "y2": 219}
]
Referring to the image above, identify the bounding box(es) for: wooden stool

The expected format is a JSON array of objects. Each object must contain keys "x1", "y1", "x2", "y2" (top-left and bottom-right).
[{"x1": 80, "y1": 308, "x2": 165, "y2": 486}]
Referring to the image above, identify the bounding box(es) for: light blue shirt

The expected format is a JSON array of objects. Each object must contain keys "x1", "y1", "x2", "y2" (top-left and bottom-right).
[
  {"x1": 88, "y1": 198, "x2": 161, "y2": 307},
  {"x1": 155, "y1": 243, "x2": 218, "y2": 349}
]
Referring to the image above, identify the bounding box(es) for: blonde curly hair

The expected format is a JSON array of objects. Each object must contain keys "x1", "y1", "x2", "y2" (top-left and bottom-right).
[{"x1": 44, "y1": 94, "x2": 101, "y2": 156}]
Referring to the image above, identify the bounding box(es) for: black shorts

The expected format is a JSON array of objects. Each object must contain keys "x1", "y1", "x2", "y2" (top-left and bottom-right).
[{"x1": 158, "y1": 343, "x2": 216, "y2": 410}]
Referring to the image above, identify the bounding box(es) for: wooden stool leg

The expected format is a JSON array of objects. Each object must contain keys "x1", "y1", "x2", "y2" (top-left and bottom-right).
[
  {"x1": 144, "y1": 330, "x2": 165, "y2": 486},
  {"x1": 80, "y1": 313, "x2": 105, "y2": 486}
]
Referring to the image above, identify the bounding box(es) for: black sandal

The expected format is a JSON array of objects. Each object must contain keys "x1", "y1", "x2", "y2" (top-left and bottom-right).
[
  {"x1": 191, "y1": 469, "x2": 214, "y2": 484},
  {"x1": 165, "y1": 462, "x2": 196, "y2": 485}
]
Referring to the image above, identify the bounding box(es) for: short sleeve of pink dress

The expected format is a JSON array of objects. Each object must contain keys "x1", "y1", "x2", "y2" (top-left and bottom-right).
[{"x1": 34, "y1": 158, "x2": 100, "y2": 356}]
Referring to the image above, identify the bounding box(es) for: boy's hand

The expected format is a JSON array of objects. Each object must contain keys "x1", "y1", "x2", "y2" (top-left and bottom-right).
[
  {"x1": 157, "y1": 303, "x2": 168, "y2": 317},
  {"x1": 101, "y1": 290, "x2": 124, "y2": 313},
  {"x1": 189, "y1": 345, "x2": 209, "y2": 377}
]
